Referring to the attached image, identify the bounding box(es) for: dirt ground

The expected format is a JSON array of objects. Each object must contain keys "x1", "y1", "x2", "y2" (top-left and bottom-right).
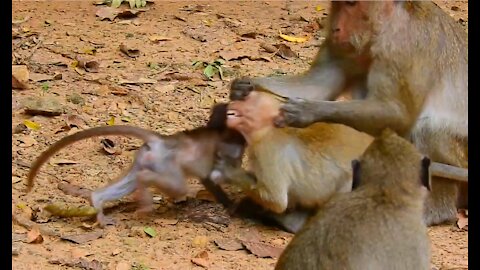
[{"x1": 12, "y1": 1, "x2": 468, "y2": 270}]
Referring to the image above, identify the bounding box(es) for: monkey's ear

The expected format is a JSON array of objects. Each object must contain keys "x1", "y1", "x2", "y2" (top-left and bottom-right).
[
  {"x1": 420, "y1": 157, "x2": 431, "y2": 191},
  {"x1": 207, "y1": 103, "x2": 228, "y2": 129},
  {"x1": 351, "y1": 159, "x2": 361, "y2": 190}
]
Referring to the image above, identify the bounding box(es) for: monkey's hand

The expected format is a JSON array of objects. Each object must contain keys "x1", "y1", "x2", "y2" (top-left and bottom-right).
[
  {"x1": 276, "y1": 98, "x2": 317, "y2": 128},
  {"x1": 230, "y1": 77, "x2": 255, "y2": 101}
]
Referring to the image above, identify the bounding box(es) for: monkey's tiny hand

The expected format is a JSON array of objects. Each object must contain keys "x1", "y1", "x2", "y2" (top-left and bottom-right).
[
  {"x1": 210, "y1": 169, "x2": 226, "y2": 184},
  {"x1": 277, "y1": 98, "x2": 317, "y2": 128},
  {"x1": 230, "y1": 77, "x2": 255, "y2": 101}
]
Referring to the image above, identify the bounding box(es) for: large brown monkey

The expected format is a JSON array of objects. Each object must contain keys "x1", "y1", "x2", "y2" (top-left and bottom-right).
[
  {"x1": 230, "y1": 1, "x2": 468, "y2": 226},
  {"x1": 275, "y1": 129, "x2": 431, "y2": 270}
]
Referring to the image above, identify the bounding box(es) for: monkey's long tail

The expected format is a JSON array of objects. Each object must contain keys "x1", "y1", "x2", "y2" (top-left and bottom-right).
[{"x1": 26, "y1": 125, "x2": 162, "y2": 192}]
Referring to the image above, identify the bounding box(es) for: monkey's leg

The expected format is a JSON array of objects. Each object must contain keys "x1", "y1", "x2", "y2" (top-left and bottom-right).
[
  {"x1": 90, "y1": 168, "x2": 139, "y2": 226},
  {"x1": 232, "y1": 198, "x2": 313, "y2": 233},
  {"x1": 136, "y1": 167, "x2": 188, "y2": 212},
  {"x1": 413, "y1": 130, "x2": 467, "y2": 226}
]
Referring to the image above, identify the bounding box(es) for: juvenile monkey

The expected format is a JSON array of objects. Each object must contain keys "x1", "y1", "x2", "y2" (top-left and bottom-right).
[
  {"x1": 27, "y1": 103, "x2": 246, "y2": 226},
  {"x1": 221, "y1": 90, "x2": 374, "y2": 232},
  {"x1": 275, "y1": 129, "x2": 431, "y2": 270},
  {"x1": 230, "y1": 1, "x2": 468, "y2": 225}
]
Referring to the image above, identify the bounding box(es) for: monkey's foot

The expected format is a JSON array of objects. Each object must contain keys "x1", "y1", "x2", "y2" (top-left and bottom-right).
[
  {"x1": 96, "y1": 216, "x2": 116, "y2": 227},
  {"x1": 230, "y1": 77, "x2": 255, "y2": 101}
]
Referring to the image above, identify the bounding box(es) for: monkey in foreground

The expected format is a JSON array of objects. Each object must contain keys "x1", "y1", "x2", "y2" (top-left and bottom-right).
[
  {"x1": 27, "y1": 103, "x2": 246, "y2": 226},
  {"x1": 230, "y1": 1, "x2": 468, "y2": 226},
  {"x1": 275, "y1": 129, "x2": 431, "y2": 270}
]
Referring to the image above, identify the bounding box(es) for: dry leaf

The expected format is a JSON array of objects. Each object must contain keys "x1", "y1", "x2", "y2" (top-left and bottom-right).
[
  {"x1": 191, "y1": 250, "x2": 209, "y2": 268},
  {"x1": 71, "y1": 248, "x2": 93, "y2": 259},
  {"x1": 77, "y1": 57, "x2": 100, "y2": 73},
  {"x1": 23, "y1": 120, "x2": 41, "y2": 131},
  {"x1": 26, "y1": 227, "x2": 44, "y2": 244},
  {"x1": 96, "y1": 7, "x2": 119, "y2": 21},
  {"x1": 49, "y1": 158, "x2": 78, "y2": 165},
  {"x1": 22, "y1": 96, "x2": 64, "y2": 116},
  {"x1": 29, "y1": 72, "x2": 54, "y2": 82},
  {"x1": 279, "y1": 33, "x2": 309, "y2": 43},
  {"x1": 61, "y1": 230, "x2": 103, "y2": 244},
  {"x1": 260, "y1": 43, "x2": 296, "y2": 59},
  {"x1": 66, "y1": 114, "x2": 89, "y2": 129},
  {"x1": 241, "y1": 240, "x2": 284, "y2": 258},
  {"x1": 111, "y1": 248, "x2": 122, "y2": 256},
  {"x1": 154, "y1": 218, "x2": 179, "y2": 226},
  {"x1": 214, "y1": 238, "x2": 244, "y2": 251},
  {"x1": 118, "y1": 77, "x2": 157, "y2": 84},
  {"x1": 109, "y1": 86, "x2": 129, "y2": 95},
  {"x1": 149, "y1": 35, "x2": 172, "y2": 42},
  {"x1": 119, "y1": 44, "x2": 140, "y2": 58},
  {"x1": 315, "y1": 5, "x2": 324, "y2": 12},
  {"x1": 17, "y1": 135, "x2": 37, "y2": 147},
  {"x1": 101, "y1": 138, "x2": 119, "y2": 155},
  {"x1": 117, "y1": 9, "x2": 145, "y2": 19},
  {"x1": 57, "y1": 183, "x2": 92, "y2": 199},
  {"x1": 12, "y1": 65, "x2": 29, "y2": 89}
]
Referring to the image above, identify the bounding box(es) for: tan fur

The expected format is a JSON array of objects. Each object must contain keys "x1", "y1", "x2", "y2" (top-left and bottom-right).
[
  {"x1": 275, "y1": 130, "x2": 431, "y2": 270},
  {"x1": 230, "y1": 1, "x2": 467, "y2": 226},
  {"x1": 228, "y1": 92, "x2": 373, "y2": 213}
]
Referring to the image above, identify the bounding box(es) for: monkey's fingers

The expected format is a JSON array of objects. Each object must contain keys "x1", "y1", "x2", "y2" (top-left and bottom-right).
[
  {"x1": 430, "y1": 162, "x2": 467, "y2": 183},
  {"x1": 280, "y1": 98, "x2": 315, "y2": 128},
  {"x1": 230, "y1": 77, "x2": 255, "y2": 101}
]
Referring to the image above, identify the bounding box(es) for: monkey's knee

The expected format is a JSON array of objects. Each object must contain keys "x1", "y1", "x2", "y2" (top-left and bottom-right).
[
  {"x1": 423, "y1": 178, "x2": 458, "y2": 226},
  {"x1": 230, "y1": 77, "x2": 255, "y2": 101}
]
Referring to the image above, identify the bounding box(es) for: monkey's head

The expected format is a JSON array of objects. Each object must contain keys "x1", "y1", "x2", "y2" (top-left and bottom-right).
[
  {"x1": 351, "y1": 129, "x2": 431, "y2": 195},
  {"x1": 227, "y1": 91, "x2": 281, "y2": 142},
  {"x1": 329, "y1": 1, "x2": 395, "y2": 53}
]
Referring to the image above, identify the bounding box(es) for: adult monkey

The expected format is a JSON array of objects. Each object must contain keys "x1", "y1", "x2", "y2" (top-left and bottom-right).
[{"x1": 230, "y1": 1, "x2": 467, "y2": 226}]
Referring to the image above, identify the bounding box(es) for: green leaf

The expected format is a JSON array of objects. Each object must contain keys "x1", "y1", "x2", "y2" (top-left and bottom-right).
[
  {"x1": 204, "y1": 65, "x2": 217, "y2": 80},
  {"x1": 143, "y1": 227, "x2": 157, "y2": 237},
  {"x1": 128, "y1": 0, "x2": 136, "y2": 9},
  {"x1": 111, "y1": 0, "x2": 123, "y2": 8},
  {"x1": 135, "y1": 0, "x2": 142, "y2": 8},
  {"x1": 41, "y1": 82, "x2": 50, "y2": 91},
  {"x1": 140, "y1": 0, "x2": 147, "y2": 7}
]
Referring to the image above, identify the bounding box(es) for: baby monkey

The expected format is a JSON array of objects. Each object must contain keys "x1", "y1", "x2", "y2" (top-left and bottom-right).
[
  {"x1": 26, "y1": 103, "x2": 246, "y2": 226},
  {"x1": 275, "y1": 129, "x2": 431, "y2": 270}
]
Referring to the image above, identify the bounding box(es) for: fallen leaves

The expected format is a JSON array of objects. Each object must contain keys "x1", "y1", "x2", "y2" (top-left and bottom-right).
[
  {"x1": 119, "y1": 44, "x2": 140, "y2": 58},
  {"x1": 12, "y1": 65, "x2": 29, "y2": 89},
  {"x1": 191, "y1": 250, "x2": 209, "y2": 268},
  {"x1": 260, "y1": 43, "x2": 296, "y2": 60},
  {"x1": 44, "y1": 203, "x2": 98, "y2": 218},
  {"x1": 61, "y1": 230, "x2": 104, "y2": 244},
  {"x1": 23, "y1": 119, "x2": 41, "y2": 131},
  {"x1": 26, "y1": 226, "x2": 44, "y2": 244},
  {"x1": 148, "y1": 35, "x2": 172, "y2": 43},
  {"x1": 143, "y1": 227, "x2": 157, "y2": 238},
  {"x1": 279, "y1": 32, "x2": 309, "y2": 43},
  {"x1": 241, "y1": 240, "x2": 284, "y2": 258},
  {"x1": 214, "y1": 238, "x2": 243, "y2": 251}
]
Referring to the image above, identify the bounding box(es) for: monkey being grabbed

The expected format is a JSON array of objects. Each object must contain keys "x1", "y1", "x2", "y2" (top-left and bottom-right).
[
  {"x1": 222, "y1": 90, "x2": 374, "y2": 232},
  {"x1": 27, "y1": 103, "x2": 246, "y2": 226},
  {"x1": 230, "y1": 1, "x2": 468, "y2": 226},
  {"x1": 275, "y1": 129, "x2": 431, "y2": 270}
]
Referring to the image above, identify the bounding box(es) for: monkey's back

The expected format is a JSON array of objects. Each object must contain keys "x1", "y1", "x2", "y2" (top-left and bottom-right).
[{"x1": 275, "y1": 191, "x2": 430, "y2": 270}]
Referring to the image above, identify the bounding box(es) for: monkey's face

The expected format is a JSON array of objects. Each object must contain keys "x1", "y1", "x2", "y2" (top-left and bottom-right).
[
  {"x1": 227, "y1": 92, "x2": 281, "y2": 141},
  {"x1": 329, "y1": 1, "x2": 393, "y2": 53}
]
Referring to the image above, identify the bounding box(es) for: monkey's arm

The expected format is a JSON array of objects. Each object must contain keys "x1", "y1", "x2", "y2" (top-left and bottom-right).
[{"x1": 231, "y1": 47, "x2": 347, "y2": 102}]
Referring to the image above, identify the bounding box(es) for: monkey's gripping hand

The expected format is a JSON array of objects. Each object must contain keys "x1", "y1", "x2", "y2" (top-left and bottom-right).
[
  {"x1": 275, "y1": 98, "x2": 318, "y2": 128},
  {"x1": 230, "y1": 77, "x2": 255, "y2": 101}
]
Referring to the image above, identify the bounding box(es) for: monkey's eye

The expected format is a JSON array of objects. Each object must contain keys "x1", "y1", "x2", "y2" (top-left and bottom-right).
[{"x1": 345, "y1": 1, "x2": 357, "y2": 6}]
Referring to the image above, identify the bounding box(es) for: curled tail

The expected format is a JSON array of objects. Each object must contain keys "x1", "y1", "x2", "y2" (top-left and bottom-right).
[{"x1": 26, "y1": 125, "x2": 161, "y2": 192}]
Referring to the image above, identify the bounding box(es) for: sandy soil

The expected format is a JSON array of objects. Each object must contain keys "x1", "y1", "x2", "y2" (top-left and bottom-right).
[{"x1": 12, "y1": 1, "x2": 468, "y2": 269}]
